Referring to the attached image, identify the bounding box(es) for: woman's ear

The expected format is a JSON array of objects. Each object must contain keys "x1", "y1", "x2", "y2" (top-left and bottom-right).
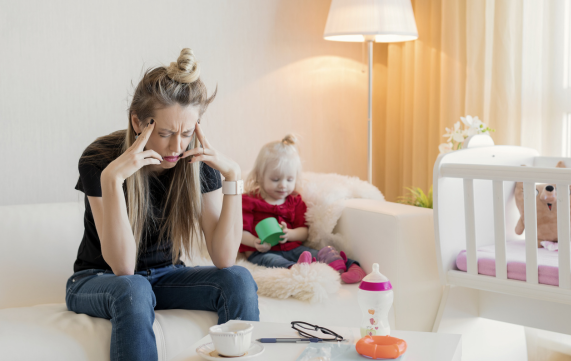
[{"x1": 131, "y1": 113, "x2": 142, "y2": 134}]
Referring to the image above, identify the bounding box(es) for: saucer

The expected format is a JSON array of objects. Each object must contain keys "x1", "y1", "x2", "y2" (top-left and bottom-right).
[{"x1": 196, "y1": 342, "x2": 265, "y2": 360}]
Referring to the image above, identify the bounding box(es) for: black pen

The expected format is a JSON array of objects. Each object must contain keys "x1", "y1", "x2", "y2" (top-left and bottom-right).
[{"x1": 257, "y1": 338, "x2": 323, "y2": 343}]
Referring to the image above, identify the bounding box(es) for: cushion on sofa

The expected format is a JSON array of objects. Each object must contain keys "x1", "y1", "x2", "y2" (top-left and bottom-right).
[{"x1": 0, "y1": 304, "x2": 217, "y2": 361}]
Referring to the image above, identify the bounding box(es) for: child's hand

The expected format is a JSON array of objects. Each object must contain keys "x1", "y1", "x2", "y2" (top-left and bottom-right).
[
  {"x1": 279, "y1": 221, "x2": 290, "y2": 244},
  {"x1": 254, "y1": 238, "x2": 271, "y2": 253}
]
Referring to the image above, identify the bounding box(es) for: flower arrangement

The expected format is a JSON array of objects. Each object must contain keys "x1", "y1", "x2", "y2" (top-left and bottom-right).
[
  {"x1": 438, "y1": 115, "x2": 495, "y2": 154},
  {"x1": 398, "y1": 186, "x2": 433, "y2": 209}
]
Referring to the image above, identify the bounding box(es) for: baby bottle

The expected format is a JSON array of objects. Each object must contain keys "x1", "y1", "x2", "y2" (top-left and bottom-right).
[{"x1": 358, "y1": 263, "x2": 393, "y2": 337}]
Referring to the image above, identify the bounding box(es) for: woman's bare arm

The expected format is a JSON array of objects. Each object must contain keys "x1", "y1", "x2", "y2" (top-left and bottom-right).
[
  {"x1": 91, "y1": 121, "x2": 162, "y2": 276},
  {"x1": 201, "y1": 177, "x2": 243, "y2": 269},
  {"x1": 95, "y1": 176, "x2": 137, "y2": 276}
]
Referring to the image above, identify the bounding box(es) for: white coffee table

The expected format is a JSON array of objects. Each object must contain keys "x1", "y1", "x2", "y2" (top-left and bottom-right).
[{"x1": 172, "y1": 321, "x2": 461, "y2": 361}]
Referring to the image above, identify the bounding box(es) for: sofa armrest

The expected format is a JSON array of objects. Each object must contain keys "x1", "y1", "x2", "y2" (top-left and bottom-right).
[{"x1": 334, "y1": 199, "x2": 441, "y2": 332}]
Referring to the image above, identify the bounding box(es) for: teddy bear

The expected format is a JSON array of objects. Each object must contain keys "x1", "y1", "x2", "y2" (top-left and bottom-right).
[{"x1": 514, "y1": 161, "x2": 570, "y2": 248}]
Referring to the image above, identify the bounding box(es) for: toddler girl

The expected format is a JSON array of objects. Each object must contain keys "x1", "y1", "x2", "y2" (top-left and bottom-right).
[{"x1": 240, "y1": 134, "x2": 366, "y2": 284}]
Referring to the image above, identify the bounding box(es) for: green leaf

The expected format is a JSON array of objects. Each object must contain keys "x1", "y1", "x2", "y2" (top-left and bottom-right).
[{"x1": 397, "y1": 185, "x2": 433, "y2": 209}]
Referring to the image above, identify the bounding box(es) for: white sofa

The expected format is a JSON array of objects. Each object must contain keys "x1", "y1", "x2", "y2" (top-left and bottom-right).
[{"x1": 0, "y1": 199, "x2": 440, "y2": 360}]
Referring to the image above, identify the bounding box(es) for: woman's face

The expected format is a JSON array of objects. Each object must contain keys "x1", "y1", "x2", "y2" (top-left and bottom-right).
[{"x1": 132, "y1": 103, "x2": 199, "y2": 173}]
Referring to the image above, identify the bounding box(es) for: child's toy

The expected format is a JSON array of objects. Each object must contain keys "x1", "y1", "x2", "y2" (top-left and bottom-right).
[
  {"x1": 356, "y1": 335, "x2": 407, "y2": 359},
  {"x1": 514, "y1": 161, "x2": 571, "y2": 248},
  {"x1": 358, "y1": 263, "x2": 393, "y2": 337},
  {"x1": 255, "y1": 217, "x2": 284, "y2": 247}
]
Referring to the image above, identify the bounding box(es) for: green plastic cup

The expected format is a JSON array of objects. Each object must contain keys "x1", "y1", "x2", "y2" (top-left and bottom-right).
[{"x1": 255, "y1": 217, "x2": 284, "y2": 247}]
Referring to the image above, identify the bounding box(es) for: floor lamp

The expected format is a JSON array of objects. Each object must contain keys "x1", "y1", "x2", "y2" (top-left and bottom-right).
[{"x1": 324, "y1": 0, "x2": 418, "y2": 184}]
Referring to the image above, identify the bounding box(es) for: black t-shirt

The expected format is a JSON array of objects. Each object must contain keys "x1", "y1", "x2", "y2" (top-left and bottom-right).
[{"x1": 73, "y1": 133, "x2": 222, "y2": 273}]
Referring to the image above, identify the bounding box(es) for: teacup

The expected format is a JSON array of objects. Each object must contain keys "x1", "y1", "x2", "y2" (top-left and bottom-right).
[{"x1": 209, "y1": 322, "x2": 253, "y2": 357}]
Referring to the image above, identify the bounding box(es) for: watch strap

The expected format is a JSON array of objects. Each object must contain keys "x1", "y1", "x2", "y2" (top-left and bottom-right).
[{"x1": 222, "y1": 180, "x2": 244, "y2": 195}]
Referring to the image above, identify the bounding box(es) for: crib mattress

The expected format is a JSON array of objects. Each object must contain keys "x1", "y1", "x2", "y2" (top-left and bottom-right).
[{"x1": 456, "y1": 241, "x2": 561, "y2": 286}]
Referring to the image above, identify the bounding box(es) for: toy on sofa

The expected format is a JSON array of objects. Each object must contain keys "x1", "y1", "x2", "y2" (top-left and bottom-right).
[
  {"x1": 515, "y1": 161, "x2": 571, "y2": 248},
  {"x1": 254, "y1": 217, "x2": 284, "y2": 247}
]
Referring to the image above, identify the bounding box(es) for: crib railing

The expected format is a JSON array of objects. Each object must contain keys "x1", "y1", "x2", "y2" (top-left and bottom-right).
[{"x1": 440, "y1": 163, "x2": 571, "y2": 290}]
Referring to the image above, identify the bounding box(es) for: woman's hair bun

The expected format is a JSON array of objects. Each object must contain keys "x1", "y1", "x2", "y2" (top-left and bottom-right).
[
  {"x1": 282, "y1": 134, "x2": 297, "y2": 146},
  {"x1": 166, "y1": 48, "x2": 200, "y2": 84}
]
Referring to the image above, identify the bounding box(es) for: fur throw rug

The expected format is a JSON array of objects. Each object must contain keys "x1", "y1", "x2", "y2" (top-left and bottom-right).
[
  {"x1": 236, "y1": 260, "x2": 340, "y2": 303},
  {"x1": 299, "y1": 172, "x2": 385, "y2": 251},
  {"x1": 188, "y1": 256, "x2": 340, "y2": 303}
]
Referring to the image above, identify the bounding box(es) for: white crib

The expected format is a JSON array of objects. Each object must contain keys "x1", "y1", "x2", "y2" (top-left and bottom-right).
[{"x1": 432, "y1": 134, "x2": 571, "y2": 335}]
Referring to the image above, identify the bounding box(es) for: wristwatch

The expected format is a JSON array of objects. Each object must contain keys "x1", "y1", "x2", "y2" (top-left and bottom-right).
[{"x1": 222, "y1": 180, "x2": 244, "y2": 195}]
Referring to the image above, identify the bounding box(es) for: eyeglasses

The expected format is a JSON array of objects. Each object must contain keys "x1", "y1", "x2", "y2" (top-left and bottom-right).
[{"x1": 291, "y1": 321, "x2": 344, "y2": 342}]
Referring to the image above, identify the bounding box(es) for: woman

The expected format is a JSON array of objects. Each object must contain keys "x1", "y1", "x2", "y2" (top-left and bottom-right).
[{"x1": 66, "y1": 48, "x2": 258, "y2": 361}]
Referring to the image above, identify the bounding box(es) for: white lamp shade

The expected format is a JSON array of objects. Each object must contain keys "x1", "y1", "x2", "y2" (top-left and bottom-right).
[{"x1": 324, "y1": 0, "x2": 418, "y2": 43}]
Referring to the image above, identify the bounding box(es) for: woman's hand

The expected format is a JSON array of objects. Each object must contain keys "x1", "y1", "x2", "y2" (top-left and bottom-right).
[
  {"x1": 254, "y1": 238, "x2": 271, "y2": 253},
  {"x1": 279, "y1": 221, "x2": 290, "y2": 244},
  {"x1": 181, "y1": 123, "x2": 241, "y2": 180},
  {"x1": 102, "y1": 120, "x2": 163, "y2": 183}
]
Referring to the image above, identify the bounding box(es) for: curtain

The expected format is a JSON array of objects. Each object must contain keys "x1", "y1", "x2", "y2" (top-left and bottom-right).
[
  {"x1": 373, "y1": 0, "x2": 556, "y2": 202},
  {"x1": 372, "y1": 0, "x2": 467, "y2": 202}
]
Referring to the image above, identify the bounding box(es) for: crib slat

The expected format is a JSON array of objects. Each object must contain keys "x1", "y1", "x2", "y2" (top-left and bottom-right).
[
  {"x1": 464, "y1": 179, "x2": 477, "y2": 275},
  {"x1": 524, "y1": 182, "x2": 539, "y2": 285},
  {"x1": 557, "y1": 184, "x2": 571, "y2": 289},
  {"x1": 492, "y1": 181, "x2": 507, "y2": 280}
]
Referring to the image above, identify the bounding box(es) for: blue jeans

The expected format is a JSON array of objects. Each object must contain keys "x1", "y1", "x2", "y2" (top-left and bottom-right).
[
  {"x1": 247, "y1": 246, "x2": 357, "y2": 269},
  {"x1": 65, "y1": 264, "x2": 259, "y2": 361}
]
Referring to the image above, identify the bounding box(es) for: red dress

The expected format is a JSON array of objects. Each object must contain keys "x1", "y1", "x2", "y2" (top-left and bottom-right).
[{"x1": 239, "y1": 192, "x2": 308, "y2": 253}]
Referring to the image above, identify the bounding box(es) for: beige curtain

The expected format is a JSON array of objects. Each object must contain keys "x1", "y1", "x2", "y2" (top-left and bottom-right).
[
  {"x1": 373, "y1": 0, "x2": 467, "y2": 202},
  {"x1": 373, "y1": 0, "x2": 551, "y2": 202}
]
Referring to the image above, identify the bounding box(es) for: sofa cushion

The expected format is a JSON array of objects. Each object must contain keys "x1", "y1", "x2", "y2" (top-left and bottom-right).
[
  {"x1": 0, "y1": 304, "x2": 217, "y2": 361},
  {"x1": 0, "y1": 202, "x2": 85, "y2": 309},
  {"x1": 259, "y1": 284, "x2": 362, "y2": 327}
]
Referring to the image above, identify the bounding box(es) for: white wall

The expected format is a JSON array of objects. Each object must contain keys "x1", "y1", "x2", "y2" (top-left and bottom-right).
[{"x1": 0, "y1": 0, "x2": 368, "y2": 206}]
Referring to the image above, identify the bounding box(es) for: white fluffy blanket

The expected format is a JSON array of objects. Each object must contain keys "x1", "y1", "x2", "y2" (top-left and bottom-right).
[
  {"x1": 299, "y1": 172, "x2": 385, "y2": 251},
  {"x1": 237, "y1": 260, "x2": 340, "y2": 303},
  {"x1": 188, "y1": 256, "x2": 340, "y2": 304},
  {"x1": 188, "y1": 172, "x2": 384, "y2": 303}
]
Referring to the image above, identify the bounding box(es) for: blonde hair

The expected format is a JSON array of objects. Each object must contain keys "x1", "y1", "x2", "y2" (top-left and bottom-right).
[
  {"x1": 245, "y1": 134, "x2": 303, "y2": 199},
  {"x1": 81, "y1": 48, "x2": 216, "y2": 268}
]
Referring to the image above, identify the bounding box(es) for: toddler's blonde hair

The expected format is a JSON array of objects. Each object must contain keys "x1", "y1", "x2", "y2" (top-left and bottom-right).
[{"x1": 245, "y1": 134, "x2": 302, "y2": 198}]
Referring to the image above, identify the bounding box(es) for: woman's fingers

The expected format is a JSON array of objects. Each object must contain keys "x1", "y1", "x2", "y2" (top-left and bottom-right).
[
  {"x1": 181, "y1": 146, "x2": 212, "y2": 159},
  {"x1": 141, "y1": 158, "x2": 162, "y2": 166},
  {"x1": 140, "y1": 149, "x2": 163, "y2": 162},
  {"x1": 188, "y1": 154, "x2": 212, "y2": 164},
  {"x1": 195, "y1": 123, "x2": 212, "y2": 149},
  {"x1": 134, "y1": 120, "x2": 155, "y2": 152}
]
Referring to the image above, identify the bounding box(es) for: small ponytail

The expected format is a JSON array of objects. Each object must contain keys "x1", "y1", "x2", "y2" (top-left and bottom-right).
[{"x1": 281, "y1": 134, "x2": 297, "y2": 146}]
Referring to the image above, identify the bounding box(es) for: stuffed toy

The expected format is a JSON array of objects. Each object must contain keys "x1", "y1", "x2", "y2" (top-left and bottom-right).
[{"x1": 515, "y1": 161, "x2": 570, "y2": 248}]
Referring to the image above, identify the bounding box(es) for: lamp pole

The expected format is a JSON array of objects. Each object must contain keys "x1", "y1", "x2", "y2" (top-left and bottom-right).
[{"x1": 367, "y1": 38, "x2": 373, "y2": 184}]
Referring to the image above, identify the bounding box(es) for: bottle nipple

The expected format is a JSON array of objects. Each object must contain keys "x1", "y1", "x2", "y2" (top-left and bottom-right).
[{"x1": 361, "y1": 263, "x2": 390, "y2": 284}]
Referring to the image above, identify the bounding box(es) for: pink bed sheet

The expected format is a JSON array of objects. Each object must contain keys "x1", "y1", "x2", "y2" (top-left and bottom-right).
[{"x1": 456, "y1": 241, "x2": 561, "y2": 286}]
